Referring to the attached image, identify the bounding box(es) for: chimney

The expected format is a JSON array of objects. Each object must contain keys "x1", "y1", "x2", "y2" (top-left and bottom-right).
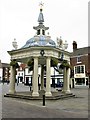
[{"x1": 73, "y1": 41, "x2": 77, "y2": 52}]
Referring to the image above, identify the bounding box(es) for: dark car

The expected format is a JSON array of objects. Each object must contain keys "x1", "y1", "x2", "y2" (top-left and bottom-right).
[{"x1": 56, "y1": 82, "x2": 63, "y2": 87}]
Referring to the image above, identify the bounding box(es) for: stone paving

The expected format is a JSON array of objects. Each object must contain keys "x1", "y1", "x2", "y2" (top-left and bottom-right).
[{"x1": 0, "y1": 83, "x2": 89, "y2": 119}]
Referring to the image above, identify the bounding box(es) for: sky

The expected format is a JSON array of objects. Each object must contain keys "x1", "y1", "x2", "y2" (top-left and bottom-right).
[{"x1": 0, "y1": 0, "x2": 88, "y2": 63}]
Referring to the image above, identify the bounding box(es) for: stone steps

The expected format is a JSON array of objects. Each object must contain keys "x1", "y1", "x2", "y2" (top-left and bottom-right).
[{"x1": 4, "y1": 92, "x2": 75, "y2": 100}]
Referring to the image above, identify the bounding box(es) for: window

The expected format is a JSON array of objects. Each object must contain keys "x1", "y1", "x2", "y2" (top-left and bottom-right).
[
  {"x1": 77, "y1": 66, "x2": 80, "y2": 73},
  {"x1": 80, "y1": 66, "x2": 84, "y2": 73},
  {"x1": 75, "y1": 67, "x2": 77, "y2": 74},
  {"x1": 74, "y1": 65, "x2": 85, "y2": 74},
  {"x1": 77, "y1": 56, "x2": 81, "y2": 63}
]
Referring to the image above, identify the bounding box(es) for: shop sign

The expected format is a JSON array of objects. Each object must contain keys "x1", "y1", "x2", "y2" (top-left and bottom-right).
[{"x1": 74, "y1": 74, "x2": 85, "y2": 78}]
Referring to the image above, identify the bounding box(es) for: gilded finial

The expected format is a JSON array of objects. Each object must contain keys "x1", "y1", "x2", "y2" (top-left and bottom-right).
[{"x1": 39, "y1": 1, "x2": 44, "y2": 10}]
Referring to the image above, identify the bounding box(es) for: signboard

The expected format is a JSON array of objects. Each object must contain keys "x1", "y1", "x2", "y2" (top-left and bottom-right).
[{"x1": 74, "y1": 73, "x2": 85, "y2": 78}]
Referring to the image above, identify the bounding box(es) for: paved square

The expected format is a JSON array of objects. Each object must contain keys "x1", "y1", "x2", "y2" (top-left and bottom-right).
[{"x1": 0, "y1": 83, "x2": 89, "y2": 119}]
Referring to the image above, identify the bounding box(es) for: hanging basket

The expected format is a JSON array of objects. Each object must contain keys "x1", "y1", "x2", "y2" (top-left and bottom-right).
[
  {"x1": 27, "y1": 59, "x2": 34, "y2": 71},
  {"x1": 60, "y1": 60, "x2": 72, "y2": 69},
  {"x1": 10, "y1": 60, "x2": 19, "y2": 68},
  {"x1": 28, "y1": 65, "x2": 33, "y2": 71},
  {"x1": 51, "y1": 58, "x2": 59, "y2": 67},
  {"x1": 27, "y1": 59, "x2": 34, "y2": 66}
]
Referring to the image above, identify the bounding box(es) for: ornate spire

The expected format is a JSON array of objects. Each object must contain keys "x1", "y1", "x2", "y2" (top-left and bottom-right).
[
  {"x1": 33, "y1": 2, "x2": 49, "y2": 35},
  {"x1": 38, "y1": 1, "x2": 44, "y2": 24},
  {"x1": 39, "y1": 1, "x2": 44, "y2": 10}
]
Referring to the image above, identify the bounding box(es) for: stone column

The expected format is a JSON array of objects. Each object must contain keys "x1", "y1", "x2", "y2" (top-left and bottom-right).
[
  {"x1": 63, "y1": 67, "x2": 70, "y2": 93},
  {"x1": 66, "y1": 68, "x2": 70, "y2": 93},
  {"x1": 9, "y1": 66, "x2": 16, "y2": 94},
  {"x1": 45, "y1": 57, "x2": 52, "y2": 96},
  {"x1": 41, "y1": 65, "x2": 44, "y2": 90},
  {"x1": 32, "y1": 57, "x2": 39, "y2": 96},
  {"x1": 32, "y1": 70, "x2": 34, "y2": 91},
  {"x1": 63, "y1": 67, "x2": 67, "y2": 93}
]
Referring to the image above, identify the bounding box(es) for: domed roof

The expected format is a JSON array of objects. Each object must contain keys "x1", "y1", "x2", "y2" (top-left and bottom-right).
[
  {"x1": 22, "y1": 36, "x2": 56, "y2": 48},
  {"x1": 21, "y1": 4, "x2": 56, "y2": 49}
]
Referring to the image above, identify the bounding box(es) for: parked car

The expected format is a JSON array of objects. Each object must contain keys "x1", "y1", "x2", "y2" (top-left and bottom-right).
[{"x1": 56, "y1": 82, "x2": 63, "y2": 87}]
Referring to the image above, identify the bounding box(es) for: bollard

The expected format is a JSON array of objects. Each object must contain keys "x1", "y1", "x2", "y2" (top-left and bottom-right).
[
  {"x1": 30, "y1": 86, "x2": 31, "y2": 91},
  {"x1": 43, "y1": 95, "x2": 45, "y2": 106}
]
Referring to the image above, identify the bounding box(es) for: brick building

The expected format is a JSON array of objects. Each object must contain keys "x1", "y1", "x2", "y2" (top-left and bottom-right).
[
  {"x1": 70, "y1": 41, "x2": 90, "y2": 87},
  {"x1": 0, "y1": 60, "x2": 10, "y2": 82}
]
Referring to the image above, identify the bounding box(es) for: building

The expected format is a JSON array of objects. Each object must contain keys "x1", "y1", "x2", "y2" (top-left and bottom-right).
[
  {"x1": 16, "y1": 63, "x2": 64, "y2": 88},
  {"x1": 16, "y1": 63, "x2": 26, "y2": 84},
  {"x1": 0, "y1": 60, "x2": 10, "y2": 82},
  {"x1": 70, "y1": 41, "x2": 90, "y2": 87}
]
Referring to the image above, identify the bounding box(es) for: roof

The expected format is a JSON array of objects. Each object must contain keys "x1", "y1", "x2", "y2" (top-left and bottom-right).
[
  {"x1": 21, "y1": 36, "x2": 56, "y2": 49},
  {"x1": 21, "y1": 6, "x2": 56, "y2": 49},
  {"x1": 71, "y1": 46, "x2": 90, "y2": 57},
  {"x1": 0, "y1": 63, "x2": 10, "y2": 68},
  {"x1": 33, "y1": 24, "x2": 49, "y2": 30},
  {"x1": 20, "y1": 63, "x2": 26, "y2": 68}
]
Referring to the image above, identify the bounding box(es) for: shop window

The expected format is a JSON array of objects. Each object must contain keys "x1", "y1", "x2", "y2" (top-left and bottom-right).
[{"x1": 75, "y1": 78, "x2": 85, "y2": 85}]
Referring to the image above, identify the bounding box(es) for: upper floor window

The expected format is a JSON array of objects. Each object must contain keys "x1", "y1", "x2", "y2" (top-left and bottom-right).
[
  {"x1": 77, "y1": 56, "x2": 81, "y2": 63},
  {"x1": 74, "y1": 65, "x2": 85, "y2": 74},
  {"x1": 18, "y1": 73, "x2": 20, "y2": 76}
]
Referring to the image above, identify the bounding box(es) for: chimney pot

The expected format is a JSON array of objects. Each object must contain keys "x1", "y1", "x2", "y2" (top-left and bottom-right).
[{"x1": 73, "y1": 41, "x2": 77, "y2": 52}]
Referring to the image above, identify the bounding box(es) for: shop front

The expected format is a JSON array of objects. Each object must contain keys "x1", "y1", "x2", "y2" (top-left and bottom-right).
[{"x1": 74, "y1": 73, "x2": 88, "y2": 86}]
